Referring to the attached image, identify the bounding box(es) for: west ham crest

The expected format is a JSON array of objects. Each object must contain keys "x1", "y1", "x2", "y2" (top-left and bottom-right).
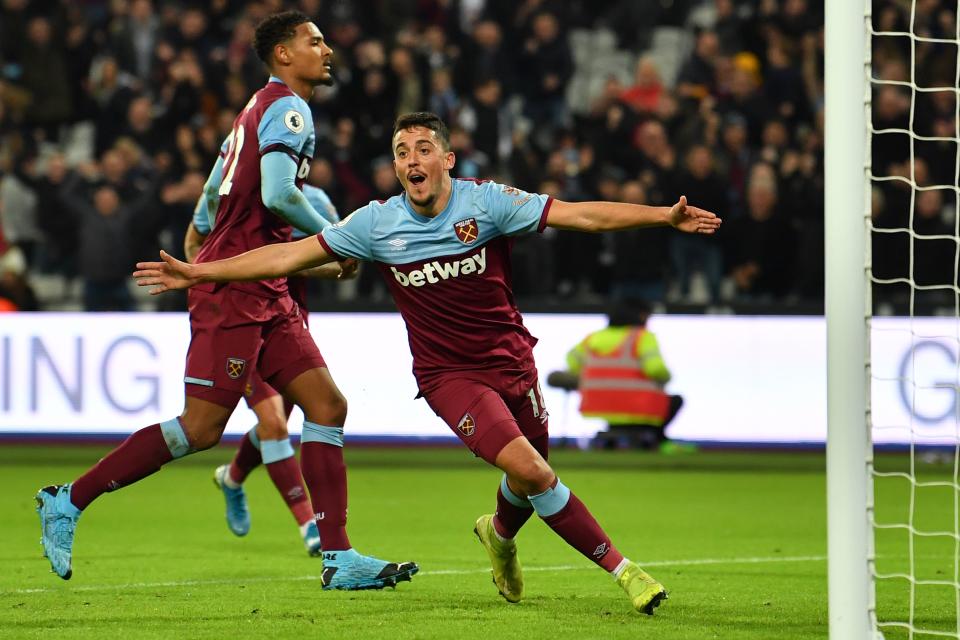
[
  {"x1": 457, "y1": 413, "x2": 476, "y2": 437},
  {"x1": 226, "y1": 357, "x2": 246, "y2": 380},
  {"x1": 454, "y1": 218, "x2": 479, "y2": 244}
]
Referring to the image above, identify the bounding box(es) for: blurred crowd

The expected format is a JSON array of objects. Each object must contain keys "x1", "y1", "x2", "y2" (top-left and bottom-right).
[{"x1": 0, "y1": 0, "x2": 950, "y2": 312}]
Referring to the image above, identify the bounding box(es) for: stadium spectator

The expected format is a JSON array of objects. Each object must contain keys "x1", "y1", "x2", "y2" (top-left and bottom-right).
[
  {"x1": 608, "y1": 180, "x2": 671, "y2": 302},
  {"x1": 520, "y1": 12, "x2": 573, "y2": 131},
  {"x1": 32, "y1": 153, "x2": 78, "y2": 277},
  {"x1": 676, "y1": 30, "x2": 720, "y2": 103},
  {"x1": 458, "y1": 77, "x2": 505, "y2": 168},
  {"x1": 619, "y1": 57, "x2": 664, "y2": 115},
  {"x1": 427, "y1": 67, "x2": 459, "y2": 124},
  {"x1": 0, "y1": 151, "x2": 40, "y2": 268},
  {"x1": 60, "y1": 171, "x2": 158, "y2": 311},
  {"x1": 723, "y1": 163, "x2": 795, "y2": 301},
  {"x1": 456, "y1": 20, "x2": 514, "y2": 97},
  {"x1": 671, "y1": 145, "x2": 725, "y2": 303},
  {"x1": 20, "y1": 16, "x2": 73, "y2": 134}
]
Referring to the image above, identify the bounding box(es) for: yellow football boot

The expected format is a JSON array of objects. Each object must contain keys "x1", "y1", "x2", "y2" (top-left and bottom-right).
[
  {"x1": 617, "y1": 561, "x2": 668, "y2": 615},
  {"x1": 474, "y1": 513, "x2": 523, "y2": 603}
]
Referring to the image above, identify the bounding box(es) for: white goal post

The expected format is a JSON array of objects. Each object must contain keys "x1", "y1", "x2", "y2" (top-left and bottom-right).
[{"x1": 825, "y1": 0, "x2": 874, "y2": 639}]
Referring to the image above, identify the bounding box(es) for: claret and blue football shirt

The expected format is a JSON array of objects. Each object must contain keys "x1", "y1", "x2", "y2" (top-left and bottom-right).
[{"x1": 319, "y1": 179, "x2": 553, "y2": 385}]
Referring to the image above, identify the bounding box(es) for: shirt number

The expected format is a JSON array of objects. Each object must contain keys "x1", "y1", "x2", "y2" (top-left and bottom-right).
[
  {"x1": 219, "y1": 126, "x2": 246, "y2": 196},
  {"x1": 528, "y1": 384, "x2": 544, "y2": 418}
]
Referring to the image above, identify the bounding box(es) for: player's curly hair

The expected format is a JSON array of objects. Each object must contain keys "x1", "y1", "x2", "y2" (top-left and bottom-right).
[
  {"x1": 393, "y1": 112, "x2": 450, "y2": 150},
  {"x1": 253, "y1": 10, "x2": 311, "y2": 66}
]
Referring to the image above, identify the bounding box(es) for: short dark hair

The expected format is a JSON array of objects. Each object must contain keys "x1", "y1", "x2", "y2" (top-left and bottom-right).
[
  {"x1": 607, "y1": 299, "x2": 653, "y2": 327},
  {"x1": 253, "y1": 11, "x2": 311, "y2": 66},
  {"x1": 393, "y1": 112, "x2": 450, "y2": 150}
]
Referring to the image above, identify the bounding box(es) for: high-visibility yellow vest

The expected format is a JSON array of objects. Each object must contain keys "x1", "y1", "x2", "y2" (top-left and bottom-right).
[{"x1": 576, "y1": 327, "x2": 670, "y2": 426}]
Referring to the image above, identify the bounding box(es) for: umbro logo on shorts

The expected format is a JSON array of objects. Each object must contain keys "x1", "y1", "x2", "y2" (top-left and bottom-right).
[
  {"x1": 226, "y1": 357, "x2": 246, "y2": 379},
  {"x1": 457, "y1": 413, "x2": 476, "y2": 437}
]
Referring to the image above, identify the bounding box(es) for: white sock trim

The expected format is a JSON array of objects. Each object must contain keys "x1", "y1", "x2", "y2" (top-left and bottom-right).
[
  {"x1": 223, "y1": 467, "x2": 241, "y2": 489},
  {"x1": 612, "y1": 557, "x2": 631, "y2": 579}
]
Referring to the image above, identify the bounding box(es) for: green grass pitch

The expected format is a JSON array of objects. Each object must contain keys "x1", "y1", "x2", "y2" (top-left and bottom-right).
[{"x1": 0, "y1": 445, "x2": 954, "y2": 639}]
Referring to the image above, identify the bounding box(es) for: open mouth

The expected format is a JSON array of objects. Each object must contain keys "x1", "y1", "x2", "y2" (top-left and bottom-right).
[{"x1": 409, "y1": 173, "x2": 426, "y2": 186}]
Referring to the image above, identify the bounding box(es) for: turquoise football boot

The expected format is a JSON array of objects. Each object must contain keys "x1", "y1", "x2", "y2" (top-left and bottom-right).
[
  {"x1": 213, "y1": 464, "x2": 250, "y2": 536},
  {"x1": 303, "y1": 521, "x2": 322, "y2": 557},
  {"x1": 320, "y1": 549, "x2": 418, "y2": 590},
  {"x1": 35, "y1": 484, "x2": 81, "y2": 580}
]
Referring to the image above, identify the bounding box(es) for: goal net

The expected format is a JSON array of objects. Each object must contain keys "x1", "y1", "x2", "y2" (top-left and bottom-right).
[
  {"x1": 869, "y1": 0, "x2": 960, "y2": 631},
  {"x1": 832, "y1": 0, "x2": 960, "y2": 638}
]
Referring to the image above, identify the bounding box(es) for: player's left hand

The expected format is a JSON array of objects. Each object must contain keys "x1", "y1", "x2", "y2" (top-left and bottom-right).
[
  {"x1": 338, "y1": 258, "x2": 359, "y2": 280},
  {"x1": 669, "y1": 195, "x2": 722, "y2": 234},
  {"x1": 133, "y1": 250, "x2": 199, "y2": 294}
]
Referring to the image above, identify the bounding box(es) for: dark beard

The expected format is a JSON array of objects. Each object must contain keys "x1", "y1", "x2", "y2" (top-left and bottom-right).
[{"x1": 408, "y1": 191, "x2": 436, "y2": 208}]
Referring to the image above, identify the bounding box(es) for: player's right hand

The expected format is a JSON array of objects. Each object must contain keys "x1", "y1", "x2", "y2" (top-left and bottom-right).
[{"x1": 133, "y1": 250, "x2": 200, "y2": 294}]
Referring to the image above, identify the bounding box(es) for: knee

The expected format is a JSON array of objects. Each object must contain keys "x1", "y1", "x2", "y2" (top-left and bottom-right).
[
  {"x1": 178, "y1": 414, "x2": 226, "y2": 451},
  {"x1": 306, "y1": 391, "x2": 347, "y2": 426},
  {"x1": 255, "y1": 412, "x2": 289, "y2": 441},
  {"x1": 186, "y1": 427, "x2": 222, "y2": 452},
  {"x1": 508, "y1": 457, "x2": 555, "y2": 498}
]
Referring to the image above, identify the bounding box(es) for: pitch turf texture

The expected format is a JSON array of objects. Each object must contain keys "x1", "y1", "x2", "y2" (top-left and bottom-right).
[{"x1": 0, "y1": 446, "x2": 954, "y2": 639}]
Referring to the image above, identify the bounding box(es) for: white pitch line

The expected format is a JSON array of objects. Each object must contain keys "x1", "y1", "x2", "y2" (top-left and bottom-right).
[{"x1": 2, "y1": 554, "x2": 826, "y2": 596}]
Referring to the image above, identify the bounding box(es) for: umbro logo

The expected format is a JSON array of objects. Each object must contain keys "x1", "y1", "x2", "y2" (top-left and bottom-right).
[
  {"x1": 593, "y1": 543, "x2": 609, "y2": 558},
  {"x1": 388, "y1": 238, "x2": 408, "y2": 251}
]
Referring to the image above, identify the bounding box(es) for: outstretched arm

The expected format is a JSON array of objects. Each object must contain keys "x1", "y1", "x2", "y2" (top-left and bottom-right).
[
  {"x1": 295, "y1": 259, "x2": 359, "y2": 280},
  {"x1": 133, "y1": 236, "x2": 333, "y2": 294},
  {"x1": 545, "y1": 195, "x2": 721, "y2": 234}
]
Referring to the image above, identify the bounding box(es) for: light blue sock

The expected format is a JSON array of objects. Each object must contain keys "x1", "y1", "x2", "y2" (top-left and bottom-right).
[
  {"x1": 500, "y1": 475, "x2": 532, "y2": 508},
  {"x1": 247, "y1": 426, "x2": 261, "y2": 449},
  {"x1": 261, "y1": 437, "x2": 295, "y2": 464},
  {"x1": 160, "y1": 417, "x2": 193, "y2": 459},
  {"x1": 302, "y1": 421, "x2": 344, "y2": 447},
  {"x1": 528, "y1": 479, "x2": 571, "y2": 518}
]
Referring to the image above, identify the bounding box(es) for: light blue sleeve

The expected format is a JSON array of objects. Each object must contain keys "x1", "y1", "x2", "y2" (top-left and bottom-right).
[
  {"x1": 192, "y1": 152, "x2": 226, "y2": 233},
  {"x1": 304, "y1": 185, "x2": 339, "y2": 226},
  {"x1": 292, "y1": 187, "x2": 336, "y2": 239},
  {"x1": 479, "y1": 181, "x2": 552, "y2": 236},
  {"x1": 319, "y1": 204, "x2": 375, "y2": 261},
  {"x1": 258, "y1": 95, "x2": 312, "y2": 157},
  {"x1": 260, "y1": 152, "x2": 330, "y2": 235}
]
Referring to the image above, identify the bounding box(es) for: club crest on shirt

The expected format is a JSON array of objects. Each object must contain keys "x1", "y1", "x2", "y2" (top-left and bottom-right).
[
  {"x1": 457, "y1": 413, "x2": 476, "y2": 437},
  {"x1": 454, "y1": 218, "x2": 479, "y2": 244},
  {"x1": 226, "y1": 357, "x2": 246, "y2": 380}
]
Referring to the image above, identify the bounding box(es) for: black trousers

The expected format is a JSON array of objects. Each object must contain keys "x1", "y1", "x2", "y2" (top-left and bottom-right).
[{"x1": 594, "y1": 395, "x2": 684, "y2": 450}]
